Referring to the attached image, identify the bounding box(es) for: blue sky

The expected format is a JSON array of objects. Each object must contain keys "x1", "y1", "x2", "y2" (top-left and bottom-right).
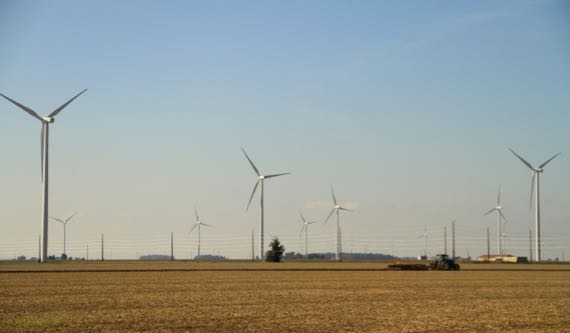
[{"x1": 0, "y1": 0, "x2": 568, "y2": 259}]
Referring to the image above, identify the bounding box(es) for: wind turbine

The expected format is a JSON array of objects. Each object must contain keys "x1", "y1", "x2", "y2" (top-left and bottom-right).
[
  {"x1": 418, "y1": 227, "x2": 429, "y2": 258},
  {"x1": 241, "y1": 147, "x2": 291, "y2": 260},
  {"x1": 324, "y1": 186, "x2": 353, "y2": 261},
  {"x1": 1, "y1": 89, "x2": 87, "y2": 262},
  {"x1": 509, "y1": 148, "x2": 561, "y2": 261},
  {"x1": 190, "y1": 207, "x2": 212, "y2": 259},
  {"x1": 483, "y1": 187, "x2": 508, "y2": 256},
  {"x1": 49, "y1": 213, "x2": 77, "y2": 257},
  {"x1": 299, "y1": 211, "x2": 316, "y2": 258}
]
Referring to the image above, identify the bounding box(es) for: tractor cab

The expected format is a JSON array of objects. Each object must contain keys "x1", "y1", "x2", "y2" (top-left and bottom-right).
[
  {"x1": 430, "y1": 254, "x2": 460, "y2": 271},
  {"x1": 435, "y1": 254, "x2": 450, "y2": 261}
]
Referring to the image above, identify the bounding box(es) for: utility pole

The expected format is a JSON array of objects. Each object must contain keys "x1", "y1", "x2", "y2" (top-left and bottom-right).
[
  {"x1": 486, "y1": 226, "x2": 490, "y2": 262},
  {"x1": 451, "y1": 221, "x2": 456, "y2": 260},
  {"x1": 38, "y1": 235, "x2": 41, "y2": 262},
  {"x1": 529, "y1": 229, "x2": 533, "y2": 263},
  {"x1": 101, "y1": 233, "x2": 104, "y2": 262},
  {"x1": 171, "y1": 232, "x2": 174, "y2": 261},
  {"x1": 444, "y1": 226, "x2": 448, "y2": 254},
  {"x1": 86, "y1": 244, "x2": 89, "y2": 261},
  {"x1": 251, "y1": 230, "x2": 255, "y2": 262}
]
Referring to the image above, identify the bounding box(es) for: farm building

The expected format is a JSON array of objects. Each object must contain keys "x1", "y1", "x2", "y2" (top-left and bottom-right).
[{"x1": 475, "y1": 255, "x2": 528, "y2": 263}]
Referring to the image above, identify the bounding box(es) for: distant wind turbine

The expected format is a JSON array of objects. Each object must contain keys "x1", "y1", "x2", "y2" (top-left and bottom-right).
[
  {"x1": 1, "y1": 89, "x2": 87, "y2": 262},
  {"x1": 190, "y1": 207, "x2": 212, "y2": 259},
  {"x1": 241, "y1": 148, "x2": 291, "y2": 260},
  {"x1": 50, "y1": 213, "x2": 77, "y2": 257},
  {"x1": 509, "y1": 148, "x2": 561, "y2": 261},
  {"x1": 483, "y1": 187, "x2": 508, "y2": 256},
  {"x1": 299, "y1": 211, "x2": 316, "y2": 257},
  {"x1": 418, "y1": 227, "x2": 429, "y2": 258},
  {"x1": 324, "y1": 186, "x2": 353, "y2": 261}
]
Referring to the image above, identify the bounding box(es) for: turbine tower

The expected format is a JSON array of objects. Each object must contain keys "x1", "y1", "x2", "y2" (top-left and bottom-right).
[
  {"x1": 1, "y1": 89, "x2": 87, "y2": 263},
  {"x1": 509, "y1": 148, "x2": 561, "y2": 262},
  {"x1": 299, "y1": 211, "x2": 316, "y2": 258},
  {"x1": 418, "y1": 227, "x2": 429, "y2": 258},
  {"x1": 241, "y1": 148, "x2": 290, "y2": 260},
  {"x1": 190, "y1": 207, "x2": 212, "y2": 259},
  {"x1": 324, "y1": 187, "x2": 353, "y2": 261},
  {"x1": 50, "y1": 213, "x2": 77, "y2": 257},
  {"x1": 483, "y1": 187, "x2": 508, "y2": 256}
]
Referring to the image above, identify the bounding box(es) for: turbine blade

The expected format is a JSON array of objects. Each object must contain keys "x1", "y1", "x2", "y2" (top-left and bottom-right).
[
  {"x1": 48, "y1": 89, "x2": 87, "y2": 118},
  {"x1": 189, "y1": 223, "x2": 198, "y2": 234},
  {"x1": 0, "y1": 93, "x2": 44, "y2": 121},
  {"x1": 339, "y1": 207, "x2": 353, "y2": 212},
  {"x1": 49, "y1": 217, "x2": 65, "y2": 223},
  {"x1": 264, "y1": 172, "x2": 291, "y2": 179},
  {"x1": 497, "y1": 186, "x2": 501, "y2": 206},
  {"x1": 539, "y1": 152, "x2": 561, "y2": 169},
  {"x1": 65, "y1": 212, "x2": 77, "y2": 223},
  {"x1": 194, "y1": 207, "x2": 200, "y2": 222},
  {"x1": 299, "y1": 211, "x2": 306, "y2": 223},
  {"x1": 499, "y1": 210, "x2": 508, "y2": 223},
  {"x1": 307, "y1": 221, "x2": 317, "y2": 225},
  {"x1": 40, "y1": 125, "x2": 44, "y2": 181},
  {"x1": 509, "y1": 148, "x2": 534, "y2": 170},
  {"x1": 530, "y1": 172, "x2": 535, "y2": 210},
  {"x1": 299, "y1": 225, "x2": 305, "y2": 238},
  {"x1": 246, "y1": 180, "x2": 260, "y2": 211},
  {"x1": 324, "y1": 208, "x2": 335, "y2": 224},
  {"x1": 241, "y1": 147, "x2": 261, "y2": 177},
  {"x1": 201, "y1": 222, "x2": 213, "y2": 227},
  {"x1": 483, "y1": 208, "x2": 496, "y2": 216},
  {"x1": 331, "y1": 186, "x2": 338, "y2": 206}
]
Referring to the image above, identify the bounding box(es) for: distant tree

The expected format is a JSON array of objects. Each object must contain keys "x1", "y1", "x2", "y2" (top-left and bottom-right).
[
  {"x1": 61, "y1": 253, "x2": 68, "y2": 261},
  {"x1": 266, "y1": 237, "x2": 285, "y2": 262}
]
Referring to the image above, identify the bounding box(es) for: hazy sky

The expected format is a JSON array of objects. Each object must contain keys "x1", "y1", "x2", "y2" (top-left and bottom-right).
[{"x1": 1, "y1": 0, "x2": 568, "y2": 260}]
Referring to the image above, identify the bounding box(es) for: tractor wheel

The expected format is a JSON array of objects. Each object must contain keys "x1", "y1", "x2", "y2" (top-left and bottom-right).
[
  {"x1": 454, "y1": 264, "x2": 460, "y2": 271},
  {"x1": 441, "y1": 262, "x2": 450, "y2": 270}
]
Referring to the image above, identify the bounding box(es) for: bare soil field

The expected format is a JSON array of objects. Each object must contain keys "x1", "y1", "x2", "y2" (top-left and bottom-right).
[
  {"x1": 2, "y1": 260, "x2": 570, "y2": 272},
  {"x1": 1, "y1": 262, "x2": 569, "y2": 332}
]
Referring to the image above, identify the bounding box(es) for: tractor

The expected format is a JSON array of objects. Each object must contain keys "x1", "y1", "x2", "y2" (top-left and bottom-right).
[{"x1": 430, "y1": 254, "x2": 460, "y2": 271}]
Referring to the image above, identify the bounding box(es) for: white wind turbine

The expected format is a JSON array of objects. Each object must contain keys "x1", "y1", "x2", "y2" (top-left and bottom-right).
[
  {"x1": 483, "y1": 187, "x2": 508, "y2": 256},
  {"x1": 418, "y1": 227, "x2": 429, "y2": 258},
  {"x1": 324, "y1": 186, "x2": 353, "y2": 261},
  {"x1": 509, "y1": 148, "x2": 561, "y2": 262},
  {"x1": 190, "y1": 207, "x2": 212, "y2": 259},
  {"x1": 241, "y1": 148, "x2": 290, "y2": 260},
  {"x1": 1, "y1": 89, "x2": 87, "y2": 263},
  {"x1": 49, "y1": 213, "x2": 77, "y2": 257},
  {"x1": 299, "y1": 211, "x2": 316, "y2": 258}
]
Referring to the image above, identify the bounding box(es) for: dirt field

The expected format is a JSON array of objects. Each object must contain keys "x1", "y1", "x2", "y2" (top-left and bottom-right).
[{"x1": 1, "y1": 262, "x2": 570, "y2": 332}]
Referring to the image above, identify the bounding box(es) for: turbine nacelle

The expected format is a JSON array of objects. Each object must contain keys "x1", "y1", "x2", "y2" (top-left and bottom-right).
[
  {"x1": 42, "y1": 117, "x2": 55, "y2": 123},
  {"x1": 258, "y1": 175, "x2": 265, "y2": 180}
]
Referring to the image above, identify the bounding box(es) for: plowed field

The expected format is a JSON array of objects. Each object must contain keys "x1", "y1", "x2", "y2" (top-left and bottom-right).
[{"x1": 1, "y1": 262, "x2": 569, "y2": 332}]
